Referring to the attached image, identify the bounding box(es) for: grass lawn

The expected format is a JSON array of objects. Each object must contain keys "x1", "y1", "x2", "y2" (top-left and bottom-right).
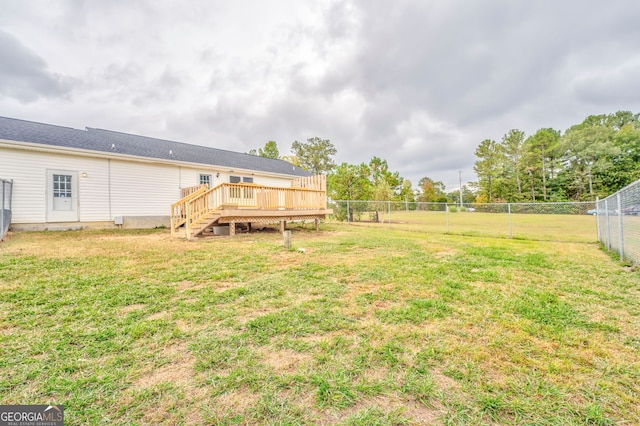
[
  {"x1": 0, "y1": 223, "x2": 639, "y2": 425},
  {"x1": 357, "y1": 211, "x2": 598, "y2": 243}
]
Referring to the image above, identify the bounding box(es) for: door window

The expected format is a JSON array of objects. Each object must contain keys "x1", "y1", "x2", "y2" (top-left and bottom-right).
[
  {"x1": 199, "y1": 174, "x2": 212, "y2": 188},
  {"x1": 53, "y1": 174, "x2": 72, "y2": 198}
]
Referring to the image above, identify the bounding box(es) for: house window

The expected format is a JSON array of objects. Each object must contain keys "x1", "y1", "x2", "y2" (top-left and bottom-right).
[
  {"x1": 199, "y1": 174, "x2": 212, "y2": 188},
  {"x1": 229, "y1": 176, "x2": 255, "y2": 199},
  {"x1": 242, "y1": 177, "x2": 254, "y2": 198}
]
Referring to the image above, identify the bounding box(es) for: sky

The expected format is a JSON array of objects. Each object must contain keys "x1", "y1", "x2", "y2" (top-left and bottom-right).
[{"x1": 1, "y1": 0, "x2": 640, "y2": 191}]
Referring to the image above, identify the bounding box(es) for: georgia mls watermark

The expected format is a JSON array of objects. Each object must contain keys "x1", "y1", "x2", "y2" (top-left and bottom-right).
[{"x1": 0, "y1": 405, "x2": 64, "y2": 426}]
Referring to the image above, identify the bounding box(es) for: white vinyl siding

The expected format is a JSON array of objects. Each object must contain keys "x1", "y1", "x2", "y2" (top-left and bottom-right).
[
  {"x1": 109, "y1": 160, "x2": 180, "y2": 217},
  {"x1": 0, "y1": 145, "x2": 306, "y2": 225},
  {"x1": 0, "y1": 149, "x2": 111, "y2": 223}
]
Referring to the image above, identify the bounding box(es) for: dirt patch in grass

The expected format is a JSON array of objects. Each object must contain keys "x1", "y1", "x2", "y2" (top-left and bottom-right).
[
  {"x1": 210, "y1": 389, "x2": 260, "y2": 419},
  {"x1": 146, "y1": 310, "x2": 173, "y2": 321},
  {"x1": 130, "y1": 342, "x2": 198, "y2": 391},
  {"x1": 260, "y1": 348, "x2": 313, "y2": 373},
  {"x1": 321, "y1": 395, "x2": 443, "y2": 425},
  {"x1": 119, "y1": 341, "x2": 206, "y2": 424},
  {"x1": 175, "y1": 319, "x2": 209, "y2": 333},
  {"x1": 120, "y1": 303, "x2": 145, "y2": 314},
  {"x1": 431, "y1": 368, "x2": 461, "y2": 392},
  {"x1": 401, "y1": 398, "x2": 444, "y2": 425}
]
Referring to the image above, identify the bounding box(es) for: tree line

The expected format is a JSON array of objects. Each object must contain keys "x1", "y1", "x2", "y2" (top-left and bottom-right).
[
  {"x1": 474, "y1": 111, "x2": 640, "y2": 202},
  {"x1": 250, "y1": 111, "x2": 640, "y2": 205},
  {"x1": 249, "y1": 138, "x2": 422, "y2": 203}
]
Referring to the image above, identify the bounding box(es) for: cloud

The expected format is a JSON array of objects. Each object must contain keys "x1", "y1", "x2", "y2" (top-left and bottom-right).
[
  {"x1": 1, "y1": 0, "x2": 640, "y2": 191},
  {"x1": 0, "y1": 30, "x2": 72, "y2": 102}
]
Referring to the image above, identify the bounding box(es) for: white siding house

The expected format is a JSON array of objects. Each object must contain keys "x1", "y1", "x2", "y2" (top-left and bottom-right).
[{"x1": 0, "y1": 117, "x2": 311, "y2": 230}]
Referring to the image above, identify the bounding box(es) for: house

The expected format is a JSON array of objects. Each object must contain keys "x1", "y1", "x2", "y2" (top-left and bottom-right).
[{"x1": 0, "y1": 116, "x2": 330, "y2": 236}]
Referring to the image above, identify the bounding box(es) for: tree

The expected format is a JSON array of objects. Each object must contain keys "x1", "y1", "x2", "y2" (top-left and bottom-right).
[
  {"x1": 290, "y1": 137, "x2": 337, "y2": 174},
  {"x1": 368, "y1": 157, "x2": 402, "y2": 200},
  {"x1": 328, "y1": 162, "x2": 372, "y2": 221},
  {"x1": 609, "y1": 123, "x2": 640, "y2": 188},
  {"x1": 280, "y1": 155, "x2": 300, "y2": 166},
  {"x1": 327, "y1": 162, "x2": 372, "y2": 201},
  {"x1": 417, "y1": 177, "x2": 446, "y2": 202},
  {"x1": 474, "y1": 139, "x2": 504, "y2": 202},
  {"x1": 500, "y1": 129, "x2": 525, "y2": 200},
  {"x1": 249, "y1": 141, "x2": 280, "y2": 159},
  {"x1": 471, "y1": 110, "x2": 640, "y2": 201},
  {"x1": 259, "y1": 141, "x2": 280, "y2": 159},
  {"x1": 399, "y1": 179, "x2": 416, "y2": 204},
  {"x1": 561, "y1": 122, "x2": 618, "y2": 200},
  {"x1": 523, "y1": 128, "x2": 561, "y2": 201},
  {"x1": 447, "y1": 185, "x2": 476, "y2": 204}
]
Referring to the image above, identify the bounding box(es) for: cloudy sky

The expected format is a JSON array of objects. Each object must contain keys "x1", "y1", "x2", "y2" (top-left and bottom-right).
[{"x1": 1, "y1": 1, "x2": 639, "y2": 190}]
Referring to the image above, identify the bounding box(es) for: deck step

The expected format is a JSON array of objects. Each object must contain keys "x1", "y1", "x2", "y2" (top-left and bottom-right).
[{"x1": 189, "y1": 213, "x2": 221, "y2": 238}]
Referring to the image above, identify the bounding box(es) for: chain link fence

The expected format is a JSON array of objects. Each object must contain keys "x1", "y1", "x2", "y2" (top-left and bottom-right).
[
  {"x1": 330, "y1": 200, "x2": 596, "y2": 243},
  {"x1": 596, "y1": 179, "x2": 640, "y2": 264},
  {"x1": 1, "y1": 179, "x2": 13, "y2": 241}
]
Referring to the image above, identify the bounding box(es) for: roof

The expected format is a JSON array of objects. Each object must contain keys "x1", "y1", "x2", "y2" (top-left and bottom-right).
[{"x1": 0, "y1": 116, "x2": 311, "y2": 177}]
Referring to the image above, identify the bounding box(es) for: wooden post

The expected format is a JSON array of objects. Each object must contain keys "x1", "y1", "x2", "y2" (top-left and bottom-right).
[
  {"x1": 283, "y1": 230, "x2": 292, "y2": 250},
  {"x1": 185, "y1": 201, "x2": 192, "y2": 239},
  {"x1": 230, "y1": 221, "x2": 236, "y2": 236},
  {"x1": 315, "y1": 218, "x2": 319, "y2": 232},
  {"x1": 280, "y1": 220, "x2": 286, "y2": 233}
]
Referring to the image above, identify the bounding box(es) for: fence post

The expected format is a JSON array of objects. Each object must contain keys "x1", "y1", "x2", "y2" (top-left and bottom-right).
[
  {"x1": 508, "y1": 203, "x2": 512, "y2": 239},
  {"x1": 617, "y1": 193, "x2": 624, "y2": 261},
  {"x1": 388, "y1": 201, "x2": 391, "y2": 226},
  {"x1": 446, "y1": 204, "x2": 449, "y2": 233},
  {"x1": 346, "y1": 201, "x2": 350, "y2": 223},
  {"x1": 595, "y1": 196, "x2": 600, "y2": 242},
  {"x1": 604, "y1": 199, "x2": 611, "y2": 250}
]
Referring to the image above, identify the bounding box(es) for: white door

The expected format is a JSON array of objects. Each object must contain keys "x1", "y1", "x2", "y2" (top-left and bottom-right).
[{"x1": 47, "y1": 170, "x2": 79, "y2": 222}]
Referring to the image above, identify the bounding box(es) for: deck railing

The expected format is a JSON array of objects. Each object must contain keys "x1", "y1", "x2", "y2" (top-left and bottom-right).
[
  {"x1": 181, "y1": 184, "x2": 208, "y2": 198},
  {"x1": 171, "y1": 180, "x2": 328, "y2": 236},
  {"x1": 170, "y1": 185, "x2": 209, "y2": 235}
]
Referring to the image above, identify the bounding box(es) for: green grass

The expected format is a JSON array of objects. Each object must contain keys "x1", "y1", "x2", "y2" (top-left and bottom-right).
[
  {"x1": 366, "y1": 210, "x2": 598, "y2": 242},
  {"x1": 0, "y1": 222, "x2": 638, "y2": 425}
]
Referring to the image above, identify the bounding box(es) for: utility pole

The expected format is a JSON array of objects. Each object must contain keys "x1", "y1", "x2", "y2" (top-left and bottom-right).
[{"x1": 458, "y1": 170, "x2": 463, "y2": 207}]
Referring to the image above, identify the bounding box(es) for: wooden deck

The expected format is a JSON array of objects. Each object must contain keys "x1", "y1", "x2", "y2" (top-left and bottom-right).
[{"x1": 171, "y1": 175, "x2": 332, "y2": 238}]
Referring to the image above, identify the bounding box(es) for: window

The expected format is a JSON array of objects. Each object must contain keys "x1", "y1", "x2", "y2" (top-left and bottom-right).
[
  {"x1": 53, "y1": 174, "x2": 72, "y2": 198},
  {"x1": 230, "y1": 176, "x2": 253, "y2": 184},
  {"x1": 229, "y1": 176, "x2": 255, "y2": 200},
  {"x1": 199, "y1": 174, "x2": 212, "y2": 188}
]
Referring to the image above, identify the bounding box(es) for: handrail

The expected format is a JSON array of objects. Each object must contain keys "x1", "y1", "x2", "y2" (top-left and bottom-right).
[
  {"x1": 170, "y1": 185, "x2": 209, "y2": 235},
  {"x1": 181, "y1": 184, "x2": 208, "y2": 198}
]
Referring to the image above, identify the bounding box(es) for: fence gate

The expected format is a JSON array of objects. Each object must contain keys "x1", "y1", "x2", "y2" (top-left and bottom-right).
[{"x1": 1, "y1": 179, "x2": 12, "y2": 241}]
